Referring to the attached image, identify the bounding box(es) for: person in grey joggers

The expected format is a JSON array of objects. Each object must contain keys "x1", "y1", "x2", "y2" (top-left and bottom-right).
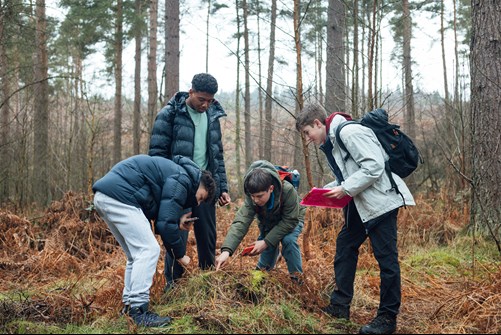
[{"x1": 92, "y1": 155, "x2": 216, "y2": 327}]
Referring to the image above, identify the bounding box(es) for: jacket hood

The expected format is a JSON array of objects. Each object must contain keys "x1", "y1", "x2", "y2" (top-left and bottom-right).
[
  {"x1": 326, "y1": 112, "x2": 351, "y2": 139},
  {"x1": 172, "y1": 155, "x2": 201, "y2": 188},
  {"x1": 243, "y1": 160, "x2": 282, "y2": 193}
]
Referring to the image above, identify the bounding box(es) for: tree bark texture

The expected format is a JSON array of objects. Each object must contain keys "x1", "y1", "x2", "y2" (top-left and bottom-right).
[
  {"x1": 113, "y1": 0, "x2": 123, "y2": 164},
  {"x1": 402, "y1": 0, "x2": 415, "y2": 139},
  {"x1": 470, "y1": 0, "x2": 501, "y2": 246},
  {"x1": 325, "y1": 0, "x2": 346, "y2": 112},
  {"x1": 165, "y1": 0, "x2": 179, "y2": 100},
  {"x1": 133, "y1": 0, "x2": 142, "y2": 155},
  {"x1": 243, "y1": 0, "x2": 252, "y2": 167},
  {"x1": 263, "y1": 0, "x2": 276, "y2": 162},
  {"x1": 34, "y1": 0, "x2": 50, "y2": 205},
  {"x1": 147, "y1": 0, "x2": 158, "y2": 142}
]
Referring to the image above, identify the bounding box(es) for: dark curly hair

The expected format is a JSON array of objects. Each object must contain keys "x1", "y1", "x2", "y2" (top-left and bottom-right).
[
  {"x1": 200, "y1": 170, "x2": 216, "y2": 203},
  {"x1": 191, "y1": 73, "x2": 218, "y2": 95}
]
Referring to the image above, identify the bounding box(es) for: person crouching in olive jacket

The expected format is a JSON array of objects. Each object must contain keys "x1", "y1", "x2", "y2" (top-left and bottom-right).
[
  {"x1": 92, "y1": 154, "x2": 215, "y2": 327},
  {"x1": 215, "y1": 160, "x2": 304, "y2": 280}
]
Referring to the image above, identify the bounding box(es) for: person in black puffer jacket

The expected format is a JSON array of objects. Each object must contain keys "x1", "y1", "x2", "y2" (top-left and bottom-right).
[
  {"x1": 149, "y1": 73, "x2": 231, "y2": 290},
  {"x1": 92, "y1": 154, "x2": 215, "y2": 327}
]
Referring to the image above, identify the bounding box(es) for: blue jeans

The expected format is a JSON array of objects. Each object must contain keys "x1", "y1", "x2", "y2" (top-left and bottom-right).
[
  {"x1": 257, "y1": 221, "x2": 303, "y2": 275},
  {"x1": 93, "y1": 192, "x2": 160, "y2": 307}
]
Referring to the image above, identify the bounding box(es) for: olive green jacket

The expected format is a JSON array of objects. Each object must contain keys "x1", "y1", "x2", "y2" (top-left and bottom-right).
[{"x1": 221, "y1": 160, "x2": 305, "y2": 255}]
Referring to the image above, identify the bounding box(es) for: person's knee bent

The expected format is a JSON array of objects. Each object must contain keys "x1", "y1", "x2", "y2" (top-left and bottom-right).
[{"x1": 138, "y1": 242, "x2": 160, "y2": 261}]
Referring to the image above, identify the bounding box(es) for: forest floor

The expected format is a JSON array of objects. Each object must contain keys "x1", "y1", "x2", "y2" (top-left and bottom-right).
[{"x1": 0, "y1": 192, "x2": 499, "y2": 334}]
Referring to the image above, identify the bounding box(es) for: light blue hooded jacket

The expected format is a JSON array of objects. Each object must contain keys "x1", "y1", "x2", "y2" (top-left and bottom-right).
[{"x1": 323, "y1": 114, "x2": 415, "y2": 223}]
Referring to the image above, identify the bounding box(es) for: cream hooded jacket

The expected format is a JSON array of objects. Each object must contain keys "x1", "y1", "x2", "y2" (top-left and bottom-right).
[{"x1": 324, "y1": 114, "x2": 415, "y2": 223}]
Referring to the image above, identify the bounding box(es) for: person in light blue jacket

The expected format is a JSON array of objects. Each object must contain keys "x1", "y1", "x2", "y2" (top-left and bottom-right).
[{"x1": 296, "y1": 103, "x2": 415, "y2": 335}]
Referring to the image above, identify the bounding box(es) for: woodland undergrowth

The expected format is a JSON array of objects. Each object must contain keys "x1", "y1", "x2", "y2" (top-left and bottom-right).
[{"x1": 0, "y1": 192, "x2": 499, "y2": 334}]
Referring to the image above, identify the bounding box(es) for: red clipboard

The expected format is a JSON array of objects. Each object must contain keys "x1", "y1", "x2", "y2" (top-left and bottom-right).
[{"x1": 300, "y1": 187, "x2": 352, "y2": 208}]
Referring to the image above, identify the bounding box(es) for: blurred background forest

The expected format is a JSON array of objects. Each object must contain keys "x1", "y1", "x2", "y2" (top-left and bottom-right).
[{"x1": 0, "y1": 1, "x2": 499, "y2": 250}]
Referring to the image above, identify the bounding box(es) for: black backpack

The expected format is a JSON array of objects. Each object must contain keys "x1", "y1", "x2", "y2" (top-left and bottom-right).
[
  {"x1": 335, "y1": 108, "x2": 422, "y2": 178},
  {"x1": 335, "y1": 109, "x2": 422, "y2": 205}
]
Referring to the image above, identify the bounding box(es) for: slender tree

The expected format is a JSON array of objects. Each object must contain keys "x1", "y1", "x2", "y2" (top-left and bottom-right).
[
  {"x1": 325, "y1": 0, "x2": 346, "y2": 112},
  {"x1": 132, "y1": 0, "x2": 143, "y2": 155},
  {"x1": 164, "y1": 0, "x2": 179, "y2": 100},
  {"x1": 113, "y1": 0, "x2": 123, "y2": 163},
  {"x1": 33, "y1": 0, "x2": 50, "y2": 205},
  {"x1": 147, "y1": 0, "x2": 158, "y2": 141},
  {"x1": 242, "y1": 0, "x2": 252, "y2": 166},
  {"x1": 402, "y1": 0, "x2": 415, "y2": 138},
  {"x1": 351, "y1": 0, "x2": 359, "y2": 116},
  {"x1": 263, "y1": 0, "x2": 277, "y2": 162},
  {"x1": 234, "y1": 0, "x2": 243, "y2": 194},
  {"x1": 0, "y1": 0, "x2": 10, "y2": 200}
]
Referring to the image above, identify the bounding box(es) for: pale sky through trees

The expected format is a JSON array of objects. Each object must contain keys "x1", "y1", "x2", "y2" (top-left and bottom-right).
[{"x1": 46, "y1": 0, "x2": 467, "y2": 100}]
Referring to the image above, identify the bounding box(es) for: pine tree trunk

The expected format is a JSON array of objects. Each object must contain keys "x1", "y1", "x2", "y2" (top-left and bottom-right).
[
  {"x1": 242, "y1": 0, "x2": 252, "y2": 167},
  {"x1": 263, "y1": 0, "x2": 276, "y2": 162},
  {"x1": 402, "y1": 0, "x2": 415, "y2": 139},
  {"x1": 235, "y1": 0, "x2": 243, "y2": 195},
  {"x1": 147, "y1": 0, "x2": 158, "y2": 142},
  {"x1": 133, "y1": 0, "x2": 142, "y2": 155},
  {"x1": 113, "y1": 0, "x2": 123, "y2": 164},
  {"x1": 470, "y1": 0, "x2": 501, "y2": 252},
  {"x1": 0, "y1": 0, "x2": 10, "y2": 200},
  {"x1": 165, "y1": 0, "x2": 179, "y2": 100},
  {"x1": 325, "y1": 0, "x2": 346, "y2": 112},
  {"x1": 33, "y1": 0, "x2": 50, "y2": 205}
]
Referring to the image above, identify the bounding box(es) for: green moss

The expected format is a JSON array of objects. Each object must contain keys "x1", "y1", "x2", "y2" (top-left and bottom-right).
[
  {"x1": 250, "y1": 269, "x2": 267, "y2": 290},
  {"x1": 2, "y1": 320, "x2": 63, "y2": 334}
]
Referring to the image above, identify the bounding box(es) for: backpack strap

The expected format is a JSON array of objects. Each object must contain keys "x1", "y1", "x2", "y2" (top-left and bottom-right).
[
  {"x1": 336, "y1": 120, "x2": 406, "y2": 207},
  {"x1": 335, "y1": 120, "x2": 358, "y2": 162}
]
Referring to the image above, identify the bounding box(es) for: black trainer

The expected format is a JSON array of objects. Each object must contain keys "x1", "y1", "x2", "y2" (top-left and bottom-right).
[
  {"x1": 321, "y1": 304, "x2": 350, "y2": 320},
  {"x1": 359, "y1": 313, "x2": 397, "y2": 334},
  {"x1": 128, "y1": 303, "x2": 172, "y2": 327}
]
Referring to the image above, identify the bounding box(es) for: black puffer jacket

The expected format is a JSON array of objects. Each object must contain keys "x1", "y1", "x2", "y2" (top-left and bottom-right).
[
  {"x1": 92, "y1": 155, "x2": 200, "y2": 259},
  {"x1": 149, "y1": 92, "x2": 228, "y2": 199}
]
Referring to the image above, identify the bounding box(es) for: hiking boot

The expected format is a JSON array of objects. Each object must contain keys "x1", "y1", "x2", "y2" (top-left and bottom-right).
[
  {"x1": 321, "y1": 304, "x2": 350, "y2": 320},
  {"x1": 359, "y1": 313, "x2": 397, "y2": 334},
  {"x1": 128, "y1": 303, "x2": 172, "y2": 327}
]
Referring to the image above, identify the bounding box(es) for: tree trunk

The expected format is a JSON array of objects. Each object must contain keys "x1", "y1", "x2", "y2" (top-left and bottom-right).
[
  {"x1": 402, "y1": 0, "x2": 415, "y2": 139},
  {"x1": 256, "y1": 0, "x2": 264, "y2": 159},
  {"x1": 205, "y1": 0, "x2": 211, "y2": 72},
  {"x1": 33, "y1": 0, "x2": 50, "y2": 205},
  {"x1": 235, "y1": 0, "x2": 243, "y2": 195},
  {"x1": 325, "y1": 0, "x2": 345, "y2": 112},
  {"x1": 113, "y1": 0, "x2": 123, "y2": 164},
  {"x1": 263, "y1": 0, "x2": 276, "y2": 162},
  {"x1": 470, "y1": 0, "x2": 501, "y2": 252},
  {"x1": 351, "y1": 0, "x2": 359, "y2": 116},
  {"x1": 147, "y1": 0, "x2": 158, "y2": 142},
  {"x1": 242, "y1": 0, "x2": 252, "y2": 167},
  {"x1": 294, "y1": 0, "x2": 313, "y2": 260},
  {"x1": 165, "y1": 0, "x2": 179, "y2": 100},
  {"x1": 0, "y1": 0, "x2": 10, "y2": 201},
  {"x1": 133, "y1": 0, "x2": 142, "y2": 155},
  {"x1": 367, "y1": 0, "x2": 377, "y2": 111}
]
